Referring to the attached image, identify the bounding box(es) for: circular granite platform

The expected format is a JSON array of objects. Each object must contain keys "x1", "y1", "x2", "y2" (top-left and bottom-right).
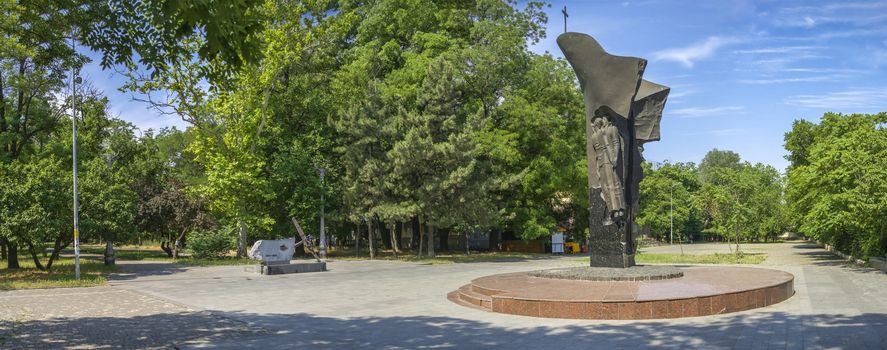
[
  {"x1": 529, "y1": 265, "x2": 683, "y2": 281},
  {"x1": 448, "y1": 266, "x2": 794, "y2": 320}
]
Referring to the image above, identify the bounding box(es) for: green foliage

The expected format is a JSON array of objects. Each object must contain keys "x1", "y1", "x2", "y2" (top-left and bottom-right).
[
  {"x1": 131, "y1": 128, "x2": 213, "y2": 249},
  {"x1": 638, "y1": 148, "x2": 786, "y2": 250},
  {"x1": 331, "y1": 0, "x2": 582, "y2": 240},
  {"x1": 695, "y1": 160, "x2": 785, "y2": 246},
  {"x1": 785, "y1": 112, "x2": 887, "y2": 258},
  {"x1": 79, "y1": 157, "x2": 137, "y2": 243},
  {"x1": 187, "y1": 226, "x2": 235, "y2": 259},
  {"x1": 698, "y1": 149, "x2": 741, "y2": 185},
  {"x1": 0, "y1": 157, "x2": 70, "y2": 252},
  {"x1": 637, "y1": 162, "x2": 700, "y2": 241},
  {"x1": 83, "y1": 0, "x2": 265, "y2": 78},
  {"x1": 2, "y1": 0, "x2": 811, "y2": 269}
]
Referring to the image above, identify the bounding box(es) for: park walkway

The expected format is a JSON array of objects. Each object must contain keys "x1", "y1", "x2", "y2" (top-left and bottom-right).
[{"x1": 1, "y1": 242, "x2": 886, "y2": 349}]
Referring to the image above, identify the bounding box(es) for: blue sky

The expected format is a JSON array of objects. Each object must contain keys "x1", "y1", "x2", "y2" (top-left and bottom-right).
[{"x1": 82, "y1": 0, "x2": 887, "y2": 171}]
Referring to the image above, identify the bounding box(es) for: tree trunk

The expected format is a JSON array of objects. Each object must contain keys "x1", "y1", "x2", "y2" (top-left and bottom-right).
[
  {"x1": 6, "y1": 241, "x2": 19, "y2": 269},
  {"x1": 411, "y1": 216, "x2": 420, "y2": 251},
  {"x1": 237, "y1": 218, "x2": 248, "y2": 257},
  {"x1": 1, "y1": 237, "x2": 6, "y2": 260},
  {"x1": 173, "y1": 228, "x2": 187, "y2": 259},
  {"x1": 389, "y1": 221, "x2": 399, "y2": 258},
  {"x1": 367, "y1": 221, "x2": 375, "y2": 259},
  {"x1": 160, "y1": 241, "x2": 173, "y2": 257},
  {"x1": 417, "y1": 219, "x2": 424, "y2": 258},
  {"x1": 465, "y1": 231, "x2": 471, "y2": 255},
  {"x1": 427, "y1": 222, "x2": 435, "y2": 257},
  {"x1": 736, "y1": 231, "x2": 741, "y2": 256},
  {"x1": 488, "y1": 229, "x2": 498, "y2": 252},
  {"x1": 394, "y1": 221, "x2": 404, "y2": 253},
  {"x1": 380, "y1": 218, "x2": 392, "y2": 250},
  {"x1": 355, "y1": 223, "x2": 361, "y2": 257},
  {"x1": 104, "y1": 241, "x2": 116, "y2": 265},
  {"x1": 46, "y1": 237, "x2": 69, "y2": 270},
  {"x1": 438, "y1": 227, "x2": 449, "y2": 252},
  {"x1": 25, "y1": 242, "x2": 45, "y2": 271}
]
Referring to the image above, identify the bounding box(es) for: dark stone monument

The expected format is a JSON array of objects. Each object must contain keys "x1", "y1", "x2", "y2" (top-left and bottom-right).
[{"x1": 558, "y1": 32, "x2": 669, "y2": 268}]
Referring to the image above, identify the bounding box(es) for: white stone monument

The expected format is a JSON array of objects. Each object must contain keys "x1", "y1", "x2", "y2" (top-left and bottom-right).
[{"x1": 249, "y1": 238, "x2": 296, "y2": 265}]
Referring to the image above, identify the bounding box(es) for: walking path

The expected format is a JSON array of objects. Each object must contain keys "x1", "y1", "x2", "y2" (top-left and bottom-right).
[{"x1": 1, "y1": 242, "x2": 886, "y2": 349}]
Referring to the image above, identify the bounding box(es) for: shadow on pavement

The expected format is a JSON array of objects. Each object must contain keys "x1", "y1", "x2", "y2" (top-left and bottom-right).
[
  {"x1": 4, "y1": 310, "x2": 886, "y2": 349},
  {"x1": 0, "y1": 311, "x2": 264, "y2": 349},
  {"x1": 107, "y1": 262, "x2": 193, "y2": 281}
]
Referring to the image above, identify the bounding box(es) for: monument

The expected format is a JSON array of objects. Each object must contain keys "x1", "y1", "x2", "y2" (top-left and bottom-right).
[
  {"x1": 248, "y1": 217, "x2": 327, "y2": 275},
  {"x1": 448, "y1": 29, "x2": 794, "y2": 320},
  {"x1": 558, "y1": 32, "x2": 669, "y2": 268},
  {"x1": 249, "y1": 238, "x2": 296, "y2": 264}
]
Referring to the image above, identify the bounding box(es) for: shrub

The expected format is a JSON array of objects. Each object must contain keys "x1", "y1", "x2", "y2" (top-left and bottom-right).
[{"x1": 187, "y1": 227, "x2": 235, "y2": 259}]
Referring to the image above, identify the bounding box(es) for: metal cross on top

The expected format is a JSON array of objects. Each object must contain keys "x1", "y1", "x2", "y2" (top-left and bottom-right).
[{"x1": 562, "y1": 6, "x2": 569, "y2": 33}]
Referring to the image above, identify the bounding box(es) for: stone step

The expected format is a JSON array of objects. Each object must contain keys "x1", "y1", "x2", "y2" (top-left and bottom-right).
[
  {"x1": 469, "y1": 283, "x2": 502, "y2": 297},
  {"x1": 458, "y1": 284, "x2": 492, "y2": 310}
]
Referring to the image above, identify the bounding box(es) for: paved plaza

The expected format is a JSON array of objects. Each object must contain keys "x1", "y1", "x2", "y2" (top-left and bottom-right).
[{"x1": 2, "y1": 242, "x2": 886, "y2": 349}]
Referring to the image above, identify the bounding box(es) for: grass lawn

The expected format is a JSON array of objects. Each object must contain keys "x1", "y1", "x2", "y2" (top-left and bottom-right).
[
  {"x1": 174, "y1": 257, "x2": 256, "y2": 266},
  {"x1": 78, "y1": 245, "x2": 255, "y2": 266},
  {"x1": 0, "y1": 257, "x2": 116, "y2": 290},
  {"x1": 575, "y1": 253, "x2": 766, "y2": 265},
  {"x1": 328, "y1": 247, "x2": 550, "y2": 264},
  {"x1": 636, "y1": 253, "x2": 767, "y2": 264}
]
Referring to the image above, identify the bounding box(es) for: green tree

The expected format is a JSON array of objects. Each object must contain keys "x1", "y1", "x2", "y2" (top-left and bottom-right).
[
  {"x1": 637, "y1": 162, "x2": 700, "y2": 243},
  {"x1": 0, "y1": 157, "x2": 70, "y2": 270},
  {"x1": 696, "y1": 158, "x2": 786, "y2": 253},
  {"x1": 0, "y1": 0, "x2": 87, "y2": 268},
  {"x1": 79, "y1": 157, "x2": 137, "y2": 262},
  {"x1": 698, "y1": 148, "x2": 741, "y2": 185},
  {"x1": 785, "y1": 112, "x2": 887, "y2": 257},
  {"x1": 83, "y1": 0, "x2": 265, "y2": 78}
]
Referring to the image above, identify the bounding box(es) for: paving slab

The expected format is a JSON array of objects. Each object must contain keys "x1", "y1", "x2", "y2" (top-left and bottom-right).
[{"x1": 3, "y1": 243, "x2": 887, "y2": 349}]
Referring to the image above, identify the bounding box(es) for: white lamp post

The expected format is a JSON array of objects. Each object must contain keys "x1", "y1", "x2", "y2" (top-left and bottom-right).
[
  {"x1": 319, "y1": 167, "x2": 326, "y2": 259},
  {"x1": 70, "y1": 29, "x2": 81, "y2": 280}
]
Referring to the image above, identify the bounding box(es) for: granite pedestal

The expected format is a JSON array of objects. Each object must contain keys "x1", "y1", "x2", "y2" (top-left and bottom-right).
[
  {"x1": 449, "y1": 266, "x2": 794, "y2": 319},
  {"x1": 260, "y1": 261, "x2": 326, "y2": 275}
]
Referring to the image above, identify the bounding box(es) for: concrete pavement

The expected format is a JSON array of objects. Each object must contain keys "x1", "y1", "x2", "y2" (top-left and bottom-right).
[{"x1": 2, "y1": 242, "x2": 886, "y2": 349}]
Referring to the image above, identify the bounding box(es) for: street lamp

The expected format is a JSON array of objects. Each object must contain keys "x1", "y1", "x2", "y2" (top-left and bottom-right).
[
  {"x1": 319, "y1": 167, "x2": 326, "y2": 259},
  {"x1": 101, "y1": 139, "x2": 118, "y2": 265},
  {"x1": 670, "y1": 182, "x2": 675, "y2": 245},
  {"x1": 70, "y1": 29, "x2": 81, "y2": 280}
]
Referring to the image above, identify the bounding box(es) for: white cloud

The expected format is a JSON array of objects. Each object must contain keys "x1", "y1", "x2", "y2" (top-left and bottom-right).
[
  {"x1": 823, "y1": 2, "x2": 887, "y2": 11},
  {"x1": 774, "y1": 3, "x2": 887, "y2": 28},
  {"x1": 668, "y1": 89, "x2": 695, "y2": 99},
  {"x1": 681, "y1": 128, "x2": 743, "y2": 137},
  {"x1": 872, "y1": 49, "x2": 887, "y2": 67},
  {"x1": 732, "y1": 46, "x2": 825, "y2": 55},
  {"x1": 802, "y1": 16, "x2": 816, "y2": 27},
  {"x1": 652, "y1": 36, "x2": 737, "y2": 68},
  {"x1": 782, "y1": 68, "x2": 866, "y2": 74},
  {"x1": 784, "y1": 89, "x2": 887, "y2": 109},
  {"x1": 668, "y1": 106, "x2": 744, "y2": 118},
  {"x1": 710, "y1": 128, "x2": 741, "y2": 136},
  {"x1": 817, "y1": 28, "x2": 887, "y2": 39},
  {"x1": 738, "y1": 75, "x2": 849, "y2": 84}
]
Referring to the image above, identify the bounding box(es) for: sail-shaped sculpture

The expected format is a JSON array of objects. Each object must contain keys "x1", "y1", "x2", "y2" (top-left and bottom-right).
[{"x1": 558, "y1": 32, "x2": 669, "y2": 268}]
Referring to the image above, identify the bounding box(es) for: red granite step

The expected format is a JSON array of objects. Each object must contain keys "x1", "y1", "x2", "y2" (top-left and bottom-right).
[
  {"x1": 458, "y1": 284, "x2": 492, "y2": 310},
  {"x1": 446, "y1": 290, "x2": 488, "y2": 311},
  {"x1": 448, "y1": 266, "x2": 796, "y2": 320},
  {"x1": 469, "y1": 283, "x2": 504, "y2": 297}
]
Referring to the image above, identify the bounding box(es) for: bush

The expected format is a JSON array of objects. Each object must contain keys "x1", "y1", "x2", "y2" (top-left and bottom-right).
[{"x1": 187, "y1": 227, "x2": 235, "y2": 259}]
